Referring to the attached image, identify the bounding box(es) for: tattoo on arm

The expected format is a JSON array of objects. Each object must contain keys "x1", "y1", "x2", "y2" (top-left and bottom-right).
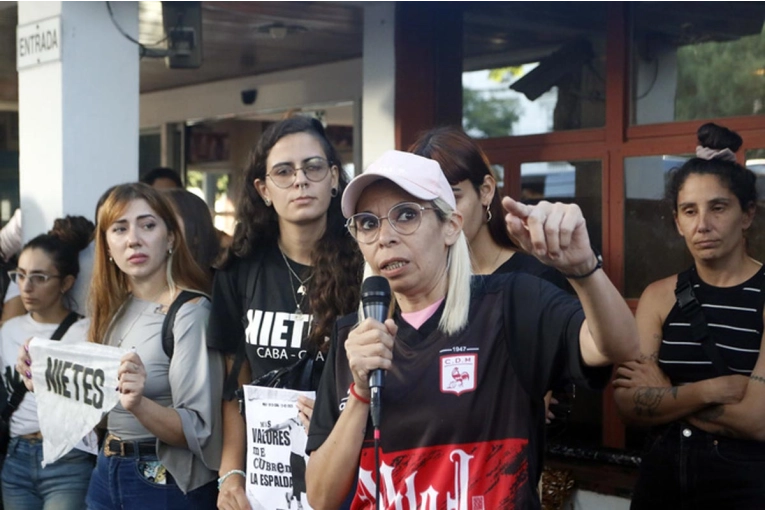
[
  {"x1": 750, "y1": 374, "x2": 765, "y2": 385},
  {"x1": 638, "y1": 348, "x2": 659, "y2": 363},
  {"x1": 632, "y1": 386, "x2": 677, "y2": 417}
]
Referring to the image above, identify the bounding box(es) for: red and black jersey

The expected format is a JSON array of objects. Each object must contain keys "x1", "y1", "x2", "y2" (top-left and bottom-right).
[{"x1": 307, "y1": 272, "x2": 611, "y2": 509}]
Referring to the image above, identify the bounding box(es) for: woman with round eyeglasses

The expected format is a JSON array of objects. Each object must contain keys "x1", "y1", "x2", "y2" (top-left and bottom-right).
[
  {"x1": 209, "y1": 116, "x2": 363, "y2": 510},
  {"x1": 1, "y1": 233, "x2": 93, "y2": 509},
  {"x1": 305, "y1": 150, "x2": 639, "y2": 509}
]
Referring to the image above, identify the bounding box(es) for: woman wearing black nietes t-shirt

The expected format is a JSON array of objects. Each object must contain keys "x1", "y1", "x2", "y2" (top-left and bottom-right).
[{"x1": 208, "y1": 117, "x2": 363, "y2": 510}]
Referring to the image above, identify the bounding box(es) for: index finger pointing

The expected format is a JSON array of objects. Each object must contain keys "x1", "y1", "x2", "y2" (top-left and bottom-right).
[{"x1": 501, "y1": 197, "x2": 531, "y2": 219}]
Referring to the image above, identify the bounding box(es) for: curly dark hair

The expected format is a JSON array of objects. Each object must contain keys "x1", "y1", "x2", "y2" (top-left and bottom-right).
[
  {"x1": 223, "y1": 116, "x2": 363, "y2": 351},
  {"x1": 666, "y1": 122, "x2": 757, "y2": 212}
]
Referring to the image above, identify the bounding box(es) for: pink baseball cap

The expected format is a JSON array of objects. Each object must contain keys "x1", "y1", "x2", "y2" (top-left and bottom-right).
[{"x1": 341, "y1": 150, "x2": 457, "y2": 218}]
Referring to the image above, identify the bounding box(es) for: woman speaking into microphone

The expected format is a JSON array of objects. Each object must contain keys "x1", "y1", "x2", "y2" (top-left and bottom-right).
[{"x1": 305, "y1": 150, "x2": 639, "y2": 509}]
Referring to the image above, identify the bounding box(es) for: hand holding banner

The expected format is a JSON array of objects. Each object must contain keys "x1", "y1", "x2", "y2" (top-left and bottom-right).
[
  {"x1": 243, "y1": 386, "x2": 315, "y2": 510},
  {"x1": 29, "y1": 338, "x2": 124, "y2": 466}
]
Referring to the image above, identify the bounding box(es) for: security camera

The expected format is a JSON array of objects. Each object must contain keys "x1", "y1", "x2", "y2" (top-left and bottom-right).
[{"x1": 241, "y1": 89, "x2": 258, "y2": 105}]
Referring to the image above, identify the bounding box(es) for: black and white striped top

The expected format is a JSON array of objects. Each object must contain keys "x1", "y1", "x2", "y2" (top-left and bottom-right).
[{"x1": 659, "y1": 265, "x2": 765, "y2": 384}]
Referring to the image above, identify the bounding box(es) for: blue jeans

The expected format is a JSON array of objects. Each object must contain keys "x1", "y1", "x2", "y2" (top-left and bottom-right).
[
  {"x1": 86, "y1": 449, "x2": 217, "y2": 510},
  {"x1": 1, "y1": 436, "x2": 95, "y2": 510},
  {"x1": 631, "y1": 421, "x2": 765, "y2": 510}
]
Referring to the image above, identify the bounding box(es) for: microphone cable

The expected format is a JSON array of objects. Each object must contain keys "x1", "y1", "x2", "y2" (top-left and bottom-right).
[
  {"x1": 374, "y1": 425, "x2": 382, "y2": 509},
  {"x1": 371, "y1": 385, "x2": 383, "y2": 509}
]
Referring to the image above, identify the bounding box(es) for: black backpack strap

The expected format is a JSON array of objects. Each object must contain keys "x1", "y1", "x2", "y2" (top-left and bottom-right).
[
  {"x1": 3, "y1": 311, "x2": 81, "y2": 421},
  {"x1": 51, "y1": 311, "x2": 81, "y2": 340},
  {"x1": 674, "y1": 268, "x2": 732, "y2": 375},
  {"x1": 223, "y1": 254, "x2": 263, "y2": 400},
  {"x1": 161, "y1": 290, "x2": 207, "y2": 359}
]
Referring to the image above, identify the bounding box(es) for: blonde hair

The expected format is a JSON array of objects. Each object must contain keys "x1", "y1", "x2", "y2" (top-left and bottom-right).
[
  {"x1": 88, "y1": 183, "x2": 210, "y2": 344},
  {"x1": 357, "y1": 197, "x2": 472, "y2": 335},
  {"x1": 433, "y1": 197, "x2": 471, "y2": 334}
]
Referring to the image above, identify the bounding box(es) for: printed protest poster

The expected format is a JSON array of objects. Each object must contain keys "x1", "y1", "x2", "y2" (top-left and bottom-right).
[
  {"x1": 29, "y1": 338, "x2": 124, "y2": 466},
  {"x1": 243, "y1": 385, "x2": 315, "y2": 510}
]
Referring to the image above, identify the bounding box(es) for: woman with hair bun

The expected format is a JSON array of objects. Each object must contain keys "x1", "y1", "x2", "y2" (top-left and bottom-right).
[
  {"x1": 614, "y1": 123, "x2": 765, "y2": 509},
  {"x1": 1, "y1": 232, "x2": 92, "y2": 509}
]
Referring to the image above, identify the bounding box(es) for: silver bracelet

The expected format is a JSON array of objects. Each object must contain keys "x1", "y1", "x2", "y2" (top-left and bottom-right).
[{"x1": 218, "y1": 469, "x2": 246, "y2": 491}]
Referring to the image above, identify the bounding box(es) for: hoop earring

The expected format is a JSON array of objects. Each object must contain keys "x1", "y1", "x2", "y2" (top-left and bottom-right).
[
  {"x1": 486, "y1": 206, "x2": 492, "y2": 224},
  {"x1": 330, "y1": 187, "x2": 338, "y2": 197}
]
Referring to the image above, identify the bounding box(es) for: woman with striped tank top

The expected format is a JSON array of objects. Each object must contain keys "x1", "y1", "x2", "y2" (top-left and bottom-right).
[{"x1": 614, "y1": 122, "x2": 765, "y2": 509}]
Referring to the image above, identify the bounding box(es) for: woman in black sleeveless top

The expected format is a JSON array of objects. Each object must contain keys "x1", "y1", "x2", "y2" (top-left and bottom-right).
[{"x1": 614, "y1": 123, "x2": 765, "y2": 509}]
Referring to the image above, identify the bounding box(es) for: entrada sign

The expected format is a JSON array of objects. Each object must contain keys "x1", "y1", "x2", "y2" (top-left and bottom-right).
[{"x1": 17, "y1": 16, "x2": 62, "y2": 70}]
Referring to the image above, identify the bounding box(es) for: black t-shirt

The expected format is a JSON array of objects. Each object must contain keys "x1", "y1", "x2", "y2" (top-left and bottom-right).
[
  {"x1": 207, "y1": 244, "x2": 322, "y2": 380},
  {"x1": 307, "y1": 273, "x2": 610, "y2": 510},
  {"x1": 496, "y1": 251, "x2": 573, "y2": 293}
]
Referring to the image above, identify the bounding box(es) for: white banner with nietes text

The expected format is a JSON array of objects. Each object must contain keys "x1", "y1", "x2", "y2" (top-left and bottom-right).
[
  {"x1": 29, "y1": 338, "x2": 124, "y2": 466},
  {"x1": 243, "y1": 385, "x2": 315, "y2": 510}
]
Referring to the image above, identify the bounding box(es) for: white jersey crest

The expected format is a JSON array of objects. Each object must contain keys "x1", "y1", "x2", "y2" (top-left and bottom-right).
[{"x1": 440, "y1": 354, "x2": 476, "y2": 395}]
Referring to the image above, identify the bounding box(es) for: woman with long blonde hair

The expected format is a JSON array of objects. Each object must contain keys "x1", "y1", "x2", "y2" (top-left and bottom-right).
[{"x1": 84, "y1": 183, "x2": 224, "y2": 510}]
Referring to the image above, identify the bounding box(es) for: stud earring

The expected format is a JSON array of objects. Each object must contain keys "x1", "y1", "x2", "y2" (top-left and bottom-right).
[
  {"x1": 264, "y1": 197, "x2": 271, "y2": 206},
  {"x1": 486, "y1": 205, "x2": 492, "y2": 223},
  {"x1": 109, "y1": 256, "x2": 113, "y2": 263},
  {"x1": 168, "y1": 247, "x2": 173, "y2": 255}
]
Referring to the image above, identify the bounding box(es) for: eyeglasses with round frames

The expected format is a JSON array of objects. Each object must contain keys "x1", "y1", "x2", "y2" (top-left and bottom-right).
[
  {"x1": 8, "y1": 270, "x2": 61, "y2": 286},
  {"x1": 346, "y1": 202, "x2": 436, "y2": 244},
  {"x1": 266, "y1": 157, "x2": 331, "y2": 189}
]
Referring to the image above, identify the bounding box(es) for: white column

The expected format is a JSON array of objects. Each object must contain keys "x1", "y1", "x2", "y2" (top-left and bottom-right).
[
  {"x1": 352, "y1": 97, "x2": 362, "y2": 177},
  {"x1": 160, "y1": 123, "x2": 178, "y2": 171},
  {"x1": 18, "y1": 1, "x2": 139, "y2": 241},
  {"x1": 362, "y1": 2, "x2": 396, "y2": 169}
]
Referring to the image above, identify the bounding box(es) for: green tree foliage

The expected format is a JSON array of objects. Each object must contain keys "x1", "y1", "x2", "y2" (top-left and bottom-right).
[
  {"x1": 675, "y1": 28, "x2": 765, "y2": 120},
  {"x1": 462, "y1": 87, "x2": 521, "y2": 139}
]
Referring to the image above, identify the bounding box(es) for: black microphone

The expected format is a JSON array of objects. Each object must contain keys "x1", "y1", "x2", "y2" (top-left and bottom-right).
[{"x1": 361, "y1": 276, "x2": 391, "y2": 430}]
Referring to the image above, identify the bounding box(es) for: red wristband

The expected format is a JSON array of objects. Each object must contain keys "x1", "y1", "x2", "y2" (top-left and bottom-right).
[{"x1": 349, "y1": 383, "x2": 370, "y2": 404}]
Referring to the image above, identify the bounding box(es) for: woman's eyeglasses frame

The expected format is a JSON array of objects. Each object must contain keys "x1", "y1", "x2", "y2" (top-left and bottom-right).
[
  {"x1": 7, "y1": 270, "x2": 62, "y2": 286},
  {"x1": 265, "y1": 157, "x2": 332, "y2": 189},
  {"x1": 346, "y1": 202, "x2": 436, "y2": 244}
]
